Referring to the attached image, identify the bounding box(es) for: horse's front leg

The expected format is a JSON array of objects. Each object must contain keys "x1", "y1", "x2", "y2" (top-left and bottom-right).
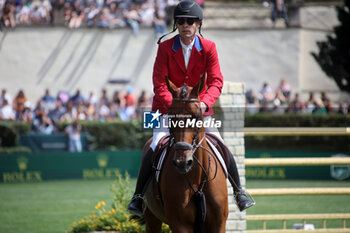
[{"x1": 144, "y1": 208, "x2": 162, "y2": 233}]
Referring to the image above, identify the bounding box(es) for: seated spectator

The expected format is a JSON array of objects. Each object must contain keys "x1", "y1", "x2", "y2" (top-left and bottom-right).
[
  {"x1": 139, "y1": 0, "x2": 154, "y2": 27},
  {"x1": 287, "y1": 93, "x2": 304, "y2": 113},
  {"x1": 124, "y1": 86, "x2": 135, "y2": 106},
  {"x1": 38, "y1": 111, "x2": 55, "y2": 134},
  {"x1": 16, "y1": 0, "x2": 31, "y2": 25},
  {"x1": 13, "y1": 89, "x2": 27, "y2": 113},
  {"x1": 30, "y1": 0, "x2": 50, "y2": 24},
  {"x1": 85, "y1": 3, "x2": 100, "y2": 27},
  {"x1": 258, "y1": 82, "x2": 274, "y2": 104},
  {"x1": 137, "y1": 90, "x2": 149, "y2": 108},
  {"x1": 84, "y1": 102, "x2": 97, "y2": 121},
  {"x1": 312, "y1": 101, "x2": 327, "y2": 115},
  {"x1": 15, "y1": 100, "x2": 32, "y2": 122},
  {"x1": 109, "y1": 101, "x2": 120, "y2": 120},
  {"x1": 277, "y1": 78, "x2": 291, "y2": 101},
  {"x1": 109, "y1": 2, "x2": 126, "y2": 28},
  {"x1": 76, "y1": 102, "x2": 86, "y2": 120},
  {"x1": 98, "y1": 89, "x2": 109, "y2": 106},
  {"x1": 63, "y1": 1, "x2": 73, "y2": 25},
  {"x1": 68, "y1": 0, "x2": 85, "y2": 29},
  {"x1": 98, "y1": 2, "x2": 125, "y2": 29},
  {"x1": 245, "y1": 89, "x2": 259, "y2": 114},
  {"x1": 1, "y1": 1, "x2": 16, "y2": 29},
  {"x1": 338, "y1": 102, "x2": 347, "y2": 115},
  {"x1": 153, "y1": 3, "x2": 166, "y2": 38},
  {"x1": 86, "y1": 91, "x2": 98, "y2": 106},
  {"x1": 119, "y1": 99, "x2": 135, "y2": 121},
  {"x1": 124, "y1": 4, "x2": 140, "y2": 36},
  {"x1": 112, "y1": 90, "x2": 121, "y2": 107},
  {"x1": 97, "y1": 102, "x2": 111, "y2": 121},
  {"x1": 70, "y1": 89, "x2": 84, "y2": 106},
  {"x1": 41, "y1": 89, "x2": 56, "y2": 111},
  {"x1": 273, "y1": 90, "x2": 287, "y2": 107},
  {"x1": 65, "y1": 120, "x2": 82, "y2": 152},
  {"x1": 304, "y1": 92, "x2": 318, "y2": 114},
  {"x1": 0, "y1": 89, "x2": 12, "y2": 106},
  {"x1": 321, "y1": 91, "x2": 334, "y2": 113},
  {"x1": 60, "y1": 100, "x2": 77, "y2": 122},
  {"x1": 48, "y1": 99, "x2": 66, "y2": 124},
  {"x1": 0, "y1": 99, "x2": 15, "y2": 120}
]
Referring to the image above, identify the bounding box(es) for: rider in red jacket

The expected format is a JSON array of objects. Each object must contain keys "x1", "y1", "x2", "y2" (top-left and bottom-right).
[
  {"x1": 152, "y1": 34, "x2": 223, "y2": 116},
  {"x1": 128, "y1": 0, "x2": 254, "y2": 216}
]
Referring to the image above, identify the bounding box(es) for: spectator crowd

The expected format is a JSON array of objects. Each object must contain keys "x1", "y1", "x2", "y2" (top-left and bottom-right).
[
  {"x1": 245, "y1": 78, "x2": 350, "y2": 115},
  {"x1": 0, "y1": 87, "x2": 151, "y2": 134},
  {"x1": 1, "y1": 79, "x2": 350, "y2": 134},
  {"x1": 0, "y1": 0, "x2": 200, "y2": 34}
]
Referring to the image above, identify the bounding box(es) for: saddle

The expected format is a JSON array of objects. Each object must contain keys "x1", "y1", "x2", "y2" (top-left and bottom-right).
[{"x1": 151, "y1": 133, "x2": 229, "y2": 183}]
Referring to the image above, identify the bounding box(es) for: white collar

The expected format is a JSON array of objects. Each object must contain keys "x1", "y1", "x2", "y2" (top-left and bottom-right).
[{"x1": 180, "y1": 38, "x2": 195, "y2": 50}]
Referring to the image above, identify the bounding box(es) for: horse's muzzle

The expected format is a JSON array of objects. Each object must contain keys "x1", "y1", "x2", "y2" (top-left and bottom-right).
[{"x1": 173, "y1": 142, "x2": 194, "y2": 174}]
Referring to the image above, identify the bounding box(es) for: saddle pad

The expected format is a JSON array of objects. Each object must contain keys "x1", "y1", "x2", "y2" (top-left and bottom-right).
[
  {"x1": 155, "y1": 137, "x2": 228, "y2": 182},
  {"x1": 206, "y1": 139, "x2": 228, "y2": 178}
]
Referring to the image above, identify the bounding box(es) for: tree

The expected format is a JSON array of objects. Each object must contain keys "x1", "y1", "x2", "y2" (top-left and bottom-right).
[{"x1": 311, "y1": 0, "x2": 350, "y2": 93}]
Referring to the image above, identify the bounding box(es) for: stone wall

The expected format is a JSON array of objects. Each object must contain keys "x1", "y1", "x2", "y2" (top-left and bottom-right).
[{"x1": 218, "y1": 82, "x2": 246, "y2": 233}]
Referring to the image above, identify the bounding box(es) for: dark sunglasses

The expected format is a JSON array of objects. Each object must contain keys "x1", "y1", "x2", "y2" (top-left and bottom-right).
[{"x1": 176, "y1": 18, "x2": 197, "y2": 26}]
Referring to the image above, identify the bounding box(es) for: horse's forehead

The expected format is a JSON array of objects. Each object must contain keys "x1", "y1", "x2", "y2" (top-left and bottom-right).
[
  {"x1": 180, "y1": 85, "x2": 188, "y2": 99},
  {"x1": 179, "y1": 85, "x2": 193, "y2": 99}
]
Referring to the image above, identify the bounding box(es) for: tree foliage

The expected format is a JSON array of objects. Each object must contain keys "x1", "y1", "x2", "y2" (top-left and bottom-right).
[{"x1": 311, "y1": 0, "x2": 350, "y2": 93}]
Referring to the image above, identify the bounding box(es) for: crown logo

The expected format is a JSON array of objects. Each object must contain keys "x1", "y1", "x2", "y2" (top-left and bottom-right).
[{"x1": 97, "y1": 154, "x2": 109, "y2": 168}]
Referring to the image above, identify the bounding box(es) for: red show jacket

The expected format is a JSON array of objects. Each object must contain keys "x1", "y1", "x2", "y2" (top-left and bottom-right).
[{"x1": 152, "y1": 34, "x2": 224, "y2": 115}]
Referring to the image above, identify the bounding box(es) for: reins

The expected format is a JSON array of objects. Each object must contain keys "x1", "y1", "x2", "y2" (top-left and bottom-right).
[{"x1": 170, "y1": 97, "x2": 219, "y2": 194}]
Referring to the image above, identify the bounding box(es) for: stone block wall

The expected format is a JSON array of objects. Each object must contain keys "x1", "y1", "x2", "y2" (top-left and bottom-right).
[{"x1": 217, "y1": 82, "x2": 246, "y2": 233}]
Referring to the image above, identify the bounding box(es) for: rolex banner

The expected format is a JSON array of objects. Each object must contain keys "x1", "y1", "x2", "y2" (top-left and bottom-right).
[
  {"x1": 0, "y1": 151, "x2": 142, "y2": 183},
  {"x1": 246, "y1": 150, "x2": 350, "y2": 181}
]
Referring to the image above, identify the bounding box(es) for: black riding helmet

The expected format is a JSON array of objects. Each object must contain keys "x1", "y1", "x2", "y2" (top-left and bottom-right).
[
  {"x1": 173, "y1": 0, "x2": 203, "y2": 20},
  {"x1": 157, "y1": 0, "x2": 204, "y2": 44}
]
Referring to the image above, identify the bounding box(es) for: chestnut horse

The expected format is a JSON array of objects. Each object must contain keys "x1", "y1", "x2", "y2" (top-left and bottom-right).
[{"x1": 143, "y1": 76, "x2": 228, "y2": 233}]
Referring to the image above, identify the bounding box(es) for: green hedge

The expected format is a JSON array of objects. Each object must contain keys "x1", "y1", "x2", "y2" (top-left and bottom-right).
[
  {"x1": 3, "y1": 114, "x2": 350, "y2": 151},
  {"x1": 245, "y1": 114, "x2": 350, "y2": 151},
  {"x1": 57, "y1": 121, "x2": 151, "y2": 150},
  {"x1": 245, "y1": 114, "x2": 350, "y2": 127},
  {"x1": 0, "y1": 121, "x2": 18, "y2": 147}
]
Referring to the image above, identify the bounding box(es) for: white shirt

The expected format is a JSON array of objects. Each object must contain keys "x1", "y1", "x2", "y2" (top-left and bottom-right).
[{"x1": 180, "y1": 38, "x2": 195, "y2": 69}]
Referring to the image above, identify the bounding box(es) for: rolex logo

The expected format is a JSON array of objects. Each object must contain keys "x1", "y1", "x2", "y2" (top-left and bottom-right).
[
  {"x1": 96, "y1": 154, "x2": 108, "y2": 168},
  {"x1": 17, "y1": 156, "x2": 29, "y2": 171}
]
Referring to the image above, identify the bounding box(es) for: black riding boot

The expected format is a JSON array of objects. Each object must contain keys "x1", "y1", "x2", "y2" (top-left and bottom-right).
[
  {"x1": 127, "y1": 148, "x2": 153, "y2": 216},
  {"x1": 227, "y1": 154, "x2": 255, "y2": 211}
]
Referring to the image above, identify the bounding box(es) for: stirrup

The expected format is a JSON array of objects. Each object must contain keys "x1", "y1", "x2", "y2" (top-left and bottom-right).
[
  {"x1": 235, "y1": 189, "x2": 256, "y2": 207},
  {"x1": 128, "y1": 194, "x2": 146, "y2": 217}
]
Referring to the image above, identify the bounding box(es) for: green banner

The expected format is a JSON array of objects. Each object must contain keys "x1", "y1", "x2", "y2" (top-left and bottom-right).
[
  {"x1": 0, "y1": 150, "x2": 142, "y2": 183},
  {"x1": 246, "y1": 150, "x2": 350, "y2": 180},
  {"x1": 19, "y1": 133, "x2": 89, "y2": 153}
]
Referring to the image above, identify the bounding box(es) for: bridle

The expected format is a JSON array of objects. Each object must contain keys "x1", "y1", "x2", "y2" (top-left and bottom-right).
[{"x1": 170, "y1": 97, "x2": 219, "y2": 193}]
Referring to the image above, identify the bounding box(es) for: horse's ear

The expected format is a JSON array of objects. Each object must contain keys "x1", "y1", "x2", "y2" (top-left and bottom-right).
[
  {"x1": 190, "y1": 74, "x2": 206, "y2": 97},
  {"x1": 165, "y1": 76, "x2": 177, "y2": 97}
]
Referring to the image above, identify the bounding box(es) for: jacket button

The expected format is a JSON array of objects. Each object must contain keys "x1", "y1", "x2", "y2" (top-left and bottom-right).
[{"x1": 185, "y1": 76, "x2": 189, "y2": 79}]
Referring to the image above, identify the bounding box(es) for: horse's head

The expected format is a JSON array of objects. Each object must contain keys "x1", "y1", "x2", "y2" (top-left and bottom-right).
[{"x1": 165, "y1": 76, "x2": 205, "y2": 174}]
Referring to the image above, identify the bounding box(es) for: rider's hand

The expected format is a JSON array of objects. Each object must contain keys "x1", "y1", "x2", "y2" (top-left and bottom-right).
[{"x1": 200, "y1": 102, "x2": 208, "y2": 113}]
